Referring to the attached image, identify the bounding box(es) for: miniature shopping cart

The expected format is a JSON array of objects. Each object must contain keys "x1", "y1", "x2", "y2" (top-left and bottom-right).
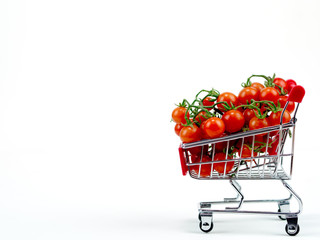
[{"x1": 178, "y1": 84, "x2": 305, "y2": 236}]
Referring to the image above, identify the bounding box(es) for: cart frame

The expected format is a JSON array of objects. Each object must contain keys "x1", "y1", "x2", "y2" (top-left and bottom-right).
[{"x1": 178, "y1": 85, "x2": 305, "y2": 236}]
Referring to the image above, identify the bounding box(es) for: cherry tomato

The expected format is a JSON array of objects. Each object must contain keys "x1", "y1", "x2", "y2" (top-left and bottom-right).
[
  {"x1": 221, "y1": 110, "x2": 245, "y2": 133},
  {"x1": 249, "y1": 117, "x2": 269, "y2": 136},
  {"x1": 259, "y1": 87, "x2": 280, "y2": 105},
  {"x1": 213, "y1": 152, "x2": 234, "y2": 174},
  {"x1": 278, "y1": 96, "x2": 295, "y2": 114},
  {"x1": 179, "y1": 123, "x2": 202, "y2": 143},
  {"x1": 273, "y1": 78, "x2": 288, "y2": 94},
  {"x1": 251, "y1": 82, "x2": 265, "y2": 92},
  {"x1": 174, "y1": 123, "x2": 183, "y2": 136},
  {"x1": 268, "y1": 110, "x2": 291, "y2": 126},
  {"x1": 237, "y1": 144, "x2": 258, "y2": 162},
  {"x1": 194, "y1": 111, "x2": 210, "y2": 125},
  {"x1": 188, "y1": 145, "x2": 209, "y2": 156},
  {"x1": 268, "y1": 135, "x2": 280, "y2": 155},
  {"x1": 189, "y1": 154, "x2": 212, "y2": 177},
  {"x1": 216, "y1": 92, "x2": 238, "y2": 112},
  {"x1": 202, "y1": 97, "x2": 215, "y2": 110},
  {"x1": 213, "y1": 133, "x2": 236, "y2": 152},
  {"x1": 201, "y1": 117, "x2": 225, "y2": 139},
  {"x1": 238, "y1": 87, "x2": 259, "y2": 104},
  {"x1": 243, "y1": 108, "x2": 258, "y2": 124},
  {"x1": 172, "y1": 107, "x2": 189, "y2": 124}
]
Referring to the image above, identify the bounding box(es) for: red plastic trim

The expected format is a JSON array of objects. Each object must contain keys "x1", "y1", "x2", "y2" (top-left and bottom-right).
[
  {"x1": 287, "y1": 85, "x2": 305, "y2": 103},
  {"x1": 179, "y1": 144, "x2": 187, "y2": 176}
]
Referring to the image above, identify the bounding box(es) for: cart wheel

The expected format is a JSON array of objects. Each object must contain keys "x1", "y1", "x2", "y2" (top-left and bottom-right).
[
  {"x1": 285, "y1": 223, "x2": 300, "y2": 236},
  {"x1": 278, "y1": 209, "x2": 286, "y2": 220},
  {"x1": 199, "y1": 220, "x2": 213, "y2": 233}
]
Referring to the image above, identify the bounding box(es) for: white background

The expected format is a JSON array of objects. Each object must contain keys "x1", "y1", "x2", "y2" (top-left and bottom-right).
[{"x1": 1, "y1": 0, "x2": 320, "y2": 239}]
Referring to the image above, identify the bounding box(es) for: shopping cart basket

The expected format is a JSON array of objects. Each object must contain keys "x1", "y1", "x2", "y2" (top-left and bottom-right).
[{"x1": 178, "y1": 84, "x2": 305, "y2": 236}]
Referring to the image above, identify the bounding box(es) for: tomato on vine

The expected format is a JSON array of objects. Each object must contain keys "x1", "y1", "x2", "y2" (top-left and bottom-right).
[
  {"x1": 221, "y1": 110, "x2": 245, "y2": 133},
  {"x1": 273, "y1": 78, "x2": 288, "y2": 95},
  {"x1": 238, "y1": 87, "x2": 260, "y2": 105},
  {"x1": 179, "y1": 123, "x2": 202, "y2": 143},
  {"x1": 201, "y1": 117, "x2": 225, "y2": 139},
  {"x1": 259, "y1": 87, "x2": 280, "y2": 105},
  {"x1": 172, "y1": 107, "x2": 189, "y2": 124},
  {"x1": 216, "y1": 92, "x2": 238, "y2": 112},
  {"x1": 202, "y1": 97, "x2": 215, "y2": 110},
  {"x1": 268, "y1": 110, "x2": 291, "y2": 126},
  {"x1": 213, "y1": 152, "x2": 234, "y2": 174},
  {"x1": 249, "y1": 117, "x2": 269, "y2": 136},
  {"x1": 189, "y1": 154, "x2": 212, "y2": 177},
  {"x1": 174, "y1": 123, "x2": 183, "y2": 136},
  {"x1": 278, "y1": 96, "x2": 295, "y2": 114}
]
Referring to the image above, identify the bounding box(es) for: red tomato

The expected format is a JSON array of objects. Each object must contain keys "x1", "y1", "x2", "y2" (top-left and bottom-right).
[
  {"x1": 201, "y1": 117, "x2": 225, "y2": 139},
  {"x1": 216, "y1": 92, "x2": 238, "y2": 111},
  {"x1": 237, "y1": 144, "x2": 258, "y2": 162},
  {"x1": 189, "y1": 154, "x2": 212, "y2": 177},
  {"x1": 273, "y1": 78, "x2": 288, "y2": 94},
  {"x1": 243, "y1": 108, "x2": 258, "y2": 124},
  {"x1": 268, "y1": 135, "x2": 280, "y2": 155},
  {"x1": 251, "y1": 82, "x2": 265, "y2": 92},
  {"x1": 179, "y1": 124, "x2": 202, "y2": 143},
  {"x1": 238, "y1": 87, "x2": 259, "y2": 104},
  {"x1": 174, "y1": 123, "x2": 183, "y2": 136},
  {"x1": 278, "y1": 96, "x2": 295, "y2": 114},
  {"x1": 172, "y1": 107, "x2": 189, "y2": 124},
  {"x1": 259, "y1": 87, "x2": 280, "y2": 105},
  {"x1": 221, "y1": 110, "x2": 245, "y2": 133},
  {"x1": 213, "y1": 133, "x2": 236, "y2": 152},
  {"x1": 213, "y1": 152, "x2": 234, "y2": 174},
  {"x1": 268, "y1": 110, "x2": 291, "y2": 126},
  {"x1": 194, "y1": 111, "x2": 209, "y2": 124},
  {"x1": 202, "y1": 97, "x2": 215, "y2": 110},
  {"x1": 188, "y1": 145, "x2": 209, "y2": 156},
  {"x1": 249, "y1": 117, "x2": 270, "y2": 136}
]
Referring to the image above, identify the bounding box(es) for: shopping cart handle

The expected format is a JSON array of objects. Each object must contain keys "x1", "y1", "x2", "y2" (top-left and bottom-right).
[
  {"x1": 287, "y1": 85, "x2": 305, "y2": 103},
  {"x1": 179, "y1": 144, "x2": 188, "y2": 176}
]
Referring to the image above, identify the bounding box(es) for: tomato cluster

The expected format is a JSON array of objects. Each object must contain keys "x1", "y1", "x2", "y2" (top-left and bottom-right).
[{"x1": 171, "y1": 74, "x2": 296, "y2": 176}]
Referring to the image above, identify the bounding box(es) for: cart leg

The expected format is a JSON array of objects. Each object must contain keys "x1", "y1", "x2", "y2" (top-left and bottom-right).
[
  {"x1": 277, "y1": 197, "x2": 291, "y2": 220},
  {"x1": 225, "y1": 179, "x2": 244, "y2": 210},
  {"x1": 281, "y1": 180, "x2": 302, "y2": 236},
  {"x1": 224, "y1": 179, "x2": 242, "y2": 201}
]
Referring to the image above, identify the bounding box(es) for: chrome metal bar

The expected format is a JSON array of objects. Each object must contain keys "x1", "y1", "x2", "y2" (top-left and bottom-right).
[{"x1": 226, "y1": 180, "x2": 244, "y2": 210}]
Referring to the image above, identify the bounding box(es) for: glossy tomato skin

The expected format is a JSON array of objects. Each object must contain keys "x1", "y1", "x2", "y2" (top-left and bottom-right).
[
  {"x1": 238, "y1": 87, "x2": 259, "y2": 104},
  {"x1": 188, "y1": 145, "x2": 209, "y2": 156},
  {"x1": 194, "y1": 111, "x2": 209, "y2": 125},
  {"x1": 172, "y1": 107, "x2": 189, "y2": 124},
  {"x1": 278, "y1": 96, "x2": 295, "y2": 114},
  {"x1": 179, "y1": 123, "x2": 202, "y2": 143},
  {"x1": 189, "y1": 154, "x2": 212, "y2": 177},
  {"x1": 213, "y1": 152, "x2": 234, "y2": 174},
  {"x1": 202, "y1": 97, "x2": 215, "y2": 110},
  {"x1": 243, "y1": 108, "x2": 258, "y2": 124},
  {"x1": 259, "y1": 87, "x2": 280, "y2": 105},
  {"x1": 216, "y1": 92, "x2": 238, "y2": 112},
  {"x1": 249, "y1": 117, "x2": 270, "y2": 136},
  {"x1": 174, "y1": 123, "x2": 183, "y2": 136},
  {"x1": 221, "y1": 110, "x2": 245, "y2": 133},
  {"x1": 237, "y1": 144, "x2": 258, "y2": 162},
  {"x1": 201, "y1": 117, "x2": 225, "y2": 139},
  {"x1": 251, "y1": 82, "x2": 265, "y2": 92},
  {"x1": 268, "y1": 110, "x2": 291, "y2": 126},
  {"x1": 273, "y1": 78, "x2": 288, "y2": 94},
  {"x1": 213, "y1": 132, "x2": 236, "y2": 152}
]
